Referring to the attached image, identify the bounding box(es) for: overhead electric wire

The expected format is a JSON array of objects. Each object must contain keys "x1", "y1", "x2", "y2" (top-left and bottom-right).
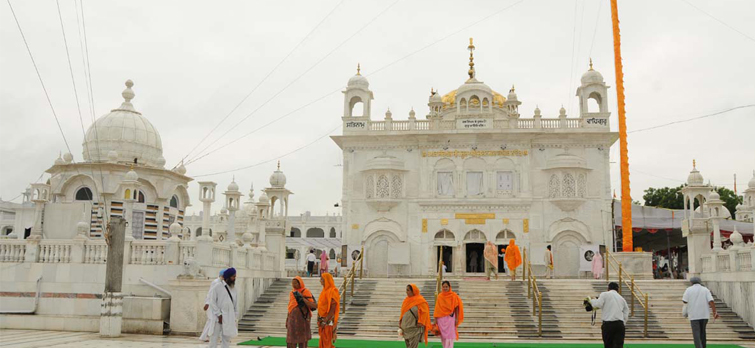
[
  {"x1": 185, "y1": 0, "x2": 402, "y2": 164},
  {"x1": 629, "y1": 104, "x2": 755, "y2": 134},
  {"x1": 7, "y1": 0, "x2": 74, "y2": 155},
  {"x1": 566, "y1": 0, "x2": 579, "y2": 116},
  {"x1": 186, "y1": 0, "x2": 531, "y2": 167},
  {"x1": 176, "y1": 0, "x2": 347, "y2": 167},
  {"x1": 193, "y1": 123, "x2": 343, "y2": 177},
  {"x1": 588, "y1": 0, "x2": 603, "y2": 57},
  {"x1": 679, "y1": 0, "x2": 755, "y2": 44},
  {"x1": 569, "y1": 0, "x2": 587, "y2": 116},
  {"x1": 55, "y1": 0, "x2": 104, "y2": 201}
]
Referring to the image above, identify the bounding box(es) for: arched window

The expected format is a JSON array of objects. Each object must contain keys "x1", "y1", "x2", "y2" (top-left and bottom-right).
[
  {"x1": 548, "y1": 174, "x2": 560, "y2": 198},
  {"x1": 496, "y1": 230, "x2": 516, "y2": 242},
  {"x1": 349, "y1": 96, "x2": 364, "y2": 117},
  {"x1": 469, "y1": 95, "x2": 481, "y2": 111},
  {"x1": 290, "y1": 227, "x2": 301, "y2": 237},
  {"x1": 170, "y1": 195, "x2": 179, "y2": 208},
  {"x1": 75, "y1": 187, "x2": 93, "y2": 201},
  {"x1": 434, "y1": 229, "x2": 455, "y2": 241},
  {"x1": 137, "y1": 190, "x2": 145, "y2": 203},
  {"x1": 329, "y1": 249, "x2": 336, "y2": 259},
  {"x1": 306, "y1": 228, "x2": 324, "y2": 238},
  {"x1": 329, "y1": 227, "x2": 336, "y2": 238},
  {"x1": 588, "y1": 92, "x2": 602, "y2": 113},
  {"x1": 124, "y1": 189, "x2": 131, "y2": 200},
  {"x1": 563, "y1": 173, "x2": 576, "y2": 197}
]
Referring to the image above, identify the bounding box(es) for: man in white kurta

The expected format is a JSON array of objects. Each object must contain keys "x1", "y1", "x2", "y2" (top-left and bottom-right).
[
  {"x1": 200, "y1": 269, "x2": 225, "y2": 342},
  {"x1": 544, "y1": 245, "x2": 554, "y2": 279},
  {"x1": 209, "y1": 268, "x2": 238, "y2": 348}
]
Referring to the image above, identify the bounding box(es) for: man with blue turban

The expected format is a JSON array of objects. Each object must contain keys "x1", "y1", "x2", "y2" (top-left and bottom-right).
[
  {"x1": 209, "y1": 267, "x2": 238, "y2": 347},
  {"x1": 199, "y1": 269, "x2": 226, "y2": 342}
]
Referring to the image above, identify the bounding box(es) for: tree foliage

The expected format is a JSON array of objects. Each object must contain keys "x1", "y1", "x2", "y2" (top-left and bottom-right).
[{"x1": 643, "y1": 185, "x2": 743, "y2": 218}]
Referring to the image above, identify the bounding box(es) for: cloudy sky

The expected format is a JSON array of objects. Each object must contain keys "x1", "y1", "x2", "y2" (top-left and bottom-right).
[{"x1": 1, "y1": 0, "x2": 753, "y2": 216}]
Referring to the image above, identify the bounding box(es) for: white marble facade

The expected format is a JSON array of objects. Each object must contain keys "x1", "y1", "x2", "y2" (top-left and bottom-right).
[{"x1": 332, "y1": 43, "x2": 618, "y2": 277}]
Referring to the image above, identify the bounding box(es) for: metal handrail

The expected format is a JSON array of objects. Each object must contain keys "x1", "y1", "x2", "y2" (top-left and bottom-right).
[
  {"x1": 605, "y1": 250, "x2": 650, "y2": 337},
  {"x1": 523, "y1": 248, "x2": 543, "y2": 337},
  {"x1": 338, "y1": 246, "x2": 364, "y2": 314},
  {"x1": 435, "y1": 256, "x2": 444, "y2": 299}
]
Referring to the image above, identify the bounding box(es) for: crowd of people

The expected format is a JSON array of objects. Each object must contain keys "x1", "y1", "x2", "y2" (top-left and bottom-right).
[{"x1": 197, "y1": 243, "x2": 720, "y2": 348}]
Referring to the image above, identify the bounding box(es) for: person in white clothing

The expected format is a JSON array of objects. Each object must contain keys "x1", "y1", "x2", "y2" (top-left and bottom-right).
[
  {"x1": 682, "y1": 277, "x2": 719, "y2": 348},
  {"x1": 589, "y1": 282, "x2": 629, "y2": 348},
  {"x1": 543, "y1": 245, "x2": 554, "y2": 279},
  {"x1": 306, "y1": 250, "x2": 317, "y2": 277},
  {"x1": 200, "y1": 269, "x2": 226, "y2": 342},
  {"x1": 208, "y1": 267, "x2": 238, "y2": 348}
]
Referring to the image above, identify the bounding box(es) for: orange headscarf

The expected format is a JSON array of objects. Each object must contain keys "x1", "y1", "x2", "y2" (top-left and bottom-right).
[
  {"x1": 484, "y1": 241, "x2": 497, "y2": 266},
  {"x1": 288, "y1": 276, "x2": 313, "y2": 314},
  {"x1": 504, "y1": 239, "x2": 522, "y2": 270},
  {"x1": 433, "y1": 283, "x2": 464, "y2": 340},
  {"x1": 400, "y1": 284, "x2": 432, "y2": 345},
  {"x1": 317, "y1": 273, "x2": 340, "y2": 325}
]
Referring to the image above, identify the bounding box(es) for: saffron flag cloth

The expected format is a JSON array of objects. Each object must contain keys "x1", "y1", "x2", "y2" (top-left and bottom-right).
[
  {"x1": 433, "y1": 284, "x2": 464, "y2": 340},
  {"x1": 400, "y1": 284, "x2": 432, "y2": 345},
  {"x1": 504, "y1": 239, "x2": 522, "y2": 270}
]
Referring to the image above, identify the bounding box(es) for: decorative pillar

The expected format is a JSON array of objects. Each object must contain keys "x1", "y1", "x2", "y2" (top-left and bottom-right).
[
  {"x1": 28, "y1": 183, "x2": 50, "y2": 240},
  {"x1": 120, "y1": 166, "x2": 140, "y2": 240},
  {"x1": 197, "y1": 181, "x2": 217, "y2": 241},
  {"x1": 165, "y1": 222, "x2": 181, "y2": 265},
  {"x1": 224, "y1": 179, "x2": 241, "y2": 245},
  {"x1": 706, "y1": 190, "x2": 725, "y2": 252}
]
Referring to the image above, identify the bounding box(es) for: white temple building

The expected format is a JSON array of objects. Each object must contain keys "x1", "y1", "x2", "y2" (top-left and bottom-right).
[{"x1": 332, "y1": 40, "x2": 620, "y2": 277}]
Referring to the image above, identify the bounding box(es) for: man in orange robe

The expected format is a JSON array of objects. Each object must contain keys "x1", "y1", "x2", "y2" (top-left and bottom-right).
[
  {"x1": 504, "y1": 239, "x2": 522, "y2": 281},
  {"x1": 317, "y1": 273, "x2": 340, "y2": 348}
]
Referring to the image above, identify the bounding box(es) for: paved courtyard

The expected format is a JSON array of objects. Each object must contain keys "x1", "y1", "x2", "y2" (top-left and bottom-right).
[{"x1": 2, "y1": 330, "x2": 755, "y2": 348}]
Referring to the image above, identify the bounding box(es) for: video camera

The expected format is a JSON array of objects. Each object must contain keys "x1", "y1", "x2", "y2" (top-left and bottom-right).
[{"x1": 583, "y1": 297, "x2": 594, "y2": 312}]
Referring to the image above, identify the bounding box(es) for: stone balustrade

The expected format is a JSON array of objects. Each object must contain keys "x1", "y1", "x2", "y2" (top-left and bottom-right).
[
  {"x1": 701, "y1": 248, "x2": 755, "y2": 274},
  {"x1": 0, "y1": 239, "x2": 278, "y2": 272},
  {"x1": 0, "y1": 240, "x2": 26, "y2": 262},
  {"x1": 346, "y1": 115, "x2": 609, "y2": 134}
]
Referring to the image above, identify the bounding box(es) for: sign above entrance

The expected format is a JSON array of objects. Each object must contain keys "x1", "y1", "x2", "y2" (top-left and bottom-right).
[
  {"x1": 457, "y1": 118, "x2": 491, "y2": 129},
  {"x1": 455, "y1": 213, "x2": 495, "y2": 225},
  {"x1": 422, "y1": 149, "x2": 528, "y2": 158}
]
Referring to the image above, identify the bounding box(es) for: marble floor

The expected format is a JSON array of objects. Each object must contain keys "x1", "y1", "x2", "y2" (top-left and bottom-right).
[{"x1": 2, "y1": 330, "x2": 755, "y2": 348}]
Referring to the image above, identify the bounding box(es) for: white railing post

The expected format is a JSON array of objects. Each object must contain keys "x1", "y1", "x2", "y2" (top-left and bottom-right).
[
  {"x1": 728, "y1": 249, "x2": 738, "y2": 272},
  {"x1": 195, "y1": 237, "x2": 213, "y2": 267},
  {"x1": 229, "y1": 243, "x2": 238, "y2": 267}
]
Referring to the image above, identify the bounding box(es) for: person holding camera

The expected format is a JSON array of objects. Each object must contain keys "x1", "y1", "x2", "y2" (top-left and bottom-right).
[
  {"x1": 589, "y1": 282, "x2": 629, "y2": 348},
  {"x1": 286, "y1": 276, "x2": 317, "y2": 348}
]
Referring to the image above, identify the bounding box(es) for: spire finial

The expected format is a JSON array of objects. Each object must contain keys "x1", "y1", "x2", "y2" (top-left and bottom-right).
[
  {"x1": 589, "y1": 58, "x2": 594, "y2": 71},
  {"x1": 277, "y1": 160, "x2": 281, "y2": 170},
  {"x1": 232, "y1": 175, "x2": 235, "y2": 182},
  {"x1": 356, "y1": 63, "x2": 361, "y2": 75},
  {"x1": 511, "y1": 84, "x2": 515, "y2": 92},
  {"x1": 693, "y1": 159, "x2": 696, "y2": 169},
  {"x1": 467, "y1": 38, "x2": 476, "y2": 79},
  {"x1": 122, "y1": 79, "x2": 135, "y2": 103}
]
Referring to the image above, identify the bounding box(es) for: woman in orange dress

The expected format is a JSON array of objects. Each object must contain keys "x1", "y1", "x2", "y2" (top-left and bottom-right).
[
  {"x1": 504, "y1": 239, "x2": 522, "y2": 281},
  {"x1": 317, "y1": 273, "x2": 340, "y2": 348},
  {"x1": 286, "y1": 276, "x2": 316, "y2": 348},
  {"x1": 399, "y1": 284, "x2": 432, "y2": 348},
  {"x1": 433, "y1": 280, "x2": 464, "y2": 348}
]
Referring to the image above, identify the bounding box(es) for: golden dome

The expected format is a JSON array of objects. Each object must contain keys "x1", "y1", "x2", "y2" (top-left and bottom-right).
[{"x1": 440, "y1": 89, "x2": 506, "y2": 109}]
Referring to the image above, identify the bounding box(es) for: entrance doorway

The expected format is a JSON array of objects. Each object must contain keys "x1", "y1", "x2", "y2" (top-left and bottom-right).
[
  {"x1": 465, "y1": 243, "x2": 484, "y2": 273},
  {"x1": 496, "y1": 230, "x2": 516, "y2": 274},
  {"x1": 436, "y1": 246, "x2": 453, "y2": 273},
  {"x1": 497, "y1": 243, "x2": 509, "y2": 273}
]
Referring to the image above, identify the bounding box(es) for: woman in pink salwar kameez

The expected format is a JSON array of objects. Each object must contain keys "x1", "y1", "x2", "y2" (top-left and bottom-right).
[
  {"x1": 433, "y1": 280, "x2": 464, "y2": 348},
  {"x1": 592, "y1": 252, "x2": 604, "y2": 279}
]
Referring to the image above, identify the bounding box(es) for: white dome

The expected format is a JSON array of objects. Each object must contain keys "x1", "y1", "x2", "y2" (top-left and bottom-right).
[
  {"x1": 348, "y1": 74, "x2": 369, "y2": 89},
  {"x1": 63, "y1": 152, "x2": 73, "y2": 163},
  {"x1": 709, "y1": 190, "x2": 720, "y2": 201},
  {"x1": 258, "y1": 192, "x2": 269, "y2": 204},
  {"x1": 457, "y1": 78, "x2": 492, "y2": 96},
  {"x1": 687, "y1": 167, "x2": 704, "y2": 186},
  {"x1": 83, "y1": 80, "x2": 164, "y2": 167},
  {"x1": 507, "y1": 86, "x2": 518, "y2": 101},
  {"x1": 125, "y1": 168, "x2": 138, "y2": 181},
  {"x1": 269, "y1": 163, "x2": 286, "y2": 188},
  {"x1": 748, "y1": 171, "x2": 755, "y2": 189},
  {"x1": 227, "y1": 180, "x2": 239, "y2": 191},
  {"x1": 429, "y1": 91, "x2": 442, "y2": 103},
  {"x1": 581, "y1": 69, "x2": 604, "y2": 85},
  {"x1": 169, "y1": 222, "x2": 181, "y2": 236},
  {"x1": 174, "y1": 162, "x2": 187, "y2": 175}
]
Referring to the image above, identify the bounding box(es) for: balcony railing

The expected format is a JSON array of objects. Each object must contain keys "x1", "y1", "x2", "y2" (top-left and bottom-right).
[{"x1": 346, "y1": 116, "x2": 608, "y2": 133}]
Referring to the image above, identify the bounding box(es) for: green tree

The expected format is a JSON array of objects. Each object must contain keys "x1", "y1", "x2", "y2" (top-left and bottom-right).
[
  {"x1": 642, "y1": 185, "x2": 743, "y2": 218},
  {"x1": 643, "y1": 185, "x2": 685, "y2": 209}
]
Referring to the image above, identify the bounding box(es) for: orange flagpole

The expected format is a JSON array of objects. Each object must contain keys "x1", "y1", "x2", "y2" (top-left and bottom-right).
[{"x1": 610, "y1": 0, "x2": 633, "y2": 251}]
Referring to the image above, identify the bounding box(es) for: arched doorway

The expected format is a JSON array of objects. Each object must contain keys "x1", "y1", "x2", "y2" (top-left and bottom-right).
[
  {"x1": 496, "y1": 230, "x2": 516, "y2": 273},
  {"x1": 463, "y1": 229, "x2": 487, "y2": 274},
  {"x1": 552, "y1": 230, "x2": 587, "y2": 278},
  {"x1": 434, "y1": 229, "x2": 455, "y2": 273},
  {"x1": 365, "y1": 231, "x2": 400, "y2": 277}
]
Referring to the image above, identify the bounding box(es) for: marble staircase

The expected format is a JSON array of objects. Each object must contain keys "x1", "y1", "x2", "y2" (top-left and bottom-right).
[{"x1": 238, "y1": 277, "x2": 755, "y2": 341}]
